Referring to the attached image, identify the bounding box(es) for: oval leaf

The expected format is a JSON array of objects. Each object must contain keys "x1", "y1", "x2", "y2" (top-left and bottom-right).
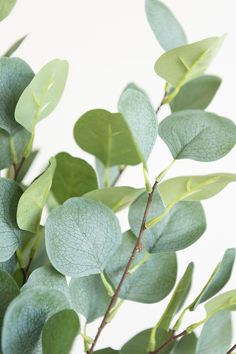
[
  {"x1": 173, "y1": 333, "x2": 198, "y2": 354},
  {"x1": 3, "y1": 34, "x2": 27, "y2": 57},
  {"x1": 145, "y1": 0, "x2": 187, "y2": 51},
  {"x1": 159, "y1": 110, "x2": 236, "y2": 162},
  {"x1": 105, "y1": 230, "x2": 177, "y2": 303},
  {"x1": 0, "y1": 178, "x2": 24, "y2": 261},
  {"x1": 42, "y1": 309, "x2": 80, "y2": 354},
  {"x1": 129, "y1": 190, "x2": 206, "y2": 253},
  {"x1": 45, "y1": 197, "x2": 122, "y2": 277},
  {"x1": 51, "y1": 152, "x2": 98, "y2": 204},
  {"x1": 155, "y1": 36, "x2": 225, "y2": 88},
  {"x1": 2, "y1": 288, "x2": 70, "y2": 354},
  {"x1": 17, "y1": 157, "x2": 56, "y2": 233},
  {"x1": 170, "y1": 75, "x2": 221, "y2": 112},
  {"x1": 15, "y1": 59, "x2": 69, "y2": 133},
  {"x1": 69, "y1": 274, "x2": 110, "y2": 323},
  {"x1": 85, "y1": 186, "x2": 145, "y2": 212},
  {"x1": 205, "y1": 290, "x2": 236, "y2": 316}
]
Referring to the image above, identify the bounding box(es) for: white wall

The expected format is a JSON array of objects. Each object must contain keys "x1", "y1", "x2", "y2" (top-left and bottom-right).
[{"x1": 1, "y1": 0, "x2": 235, "y2": 351}]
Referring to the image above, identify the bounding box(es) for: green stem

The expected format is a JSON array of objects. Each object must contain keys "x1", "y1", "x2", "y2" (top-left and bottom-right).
[
  {"x1": 100, "y1": 272, "x2": 114, "y2": 297},
  {"x1": 143, "y1": 164, "x2": 152, "y2": 192},
  {"x1": 128, "y1": 251, "x2": 150, "y2": 274},
  {"x1": 156, "y1": 160, "x2": 176, "y2": 183},
  {"x1": 173, "y1": 306, "x2": 190, "y2": 331},
  {"x1": 104, "y1": 165, "x2": 110, "y2": 188}
]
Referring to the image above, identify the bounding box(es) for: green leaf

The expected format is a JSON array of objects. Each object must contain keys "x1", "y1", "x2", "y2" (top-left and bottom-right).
[
  {"x1": 74, "y1": 109, "x2": 141, "y2": 167},
  {"x1": 129, "y1": 190, "x2": 206, "y2": 253},
  {"x1": 15, "y1": 150, "x2": 39, "y2": 182},
  {"x1": 0, "y1": 255, "x2": 16, "y2": 274},
  {"x1": 45, "y1": 197, "x2": 122, "y2": 277},
  {"x1": 145, "y1": 0, "x2": 187, "y2": 51},
  {"x1": 196, "y1": 311, "x2": 232, "y2": 354},
  {"x1": 0, "y1": 57, "x2": 34, "y2": 135},
  {"x1": 17, "y1": 157, "x2": 56, "y2": 233},
  {"x1": 157, "y1": 263, "x2": 194, "y2": 331},
  {"x1": 159, "y1": 110, "x2": 236, "y2": 162},
  {"x1": 95, "y1": 349, "x2": 119, "y2": 354},
  {"x1": 95, "y1": 158, "x2": 120, "y2": 188},
  {"x1": 1, "y1": 288, "x2": 70, "y2": 354},
  {"x1": 0, "y1": 270, "x2": 19, "y2": 341},
  {"x1": 51, "y1": 152, "x2": 98, "y2": 204},
  {"x1": 205, "y1": 290, "x2": 236, "y2": 316},
  {"x1": 0, "y1": 178, "x2": 24, "y2": 261},
  {"x1": 190, "y1": 249, "x2": 235, "y2": 310},
  {"x1": 170, "y1": 75, "x2": 221, "y2": 112},
  {"x1": 118, "y1": 83, "x2": 158, "y2": 162},
  {"x1": 85, "y1": 186, "x2": 145, "y2": 212},
  {"x1": 15, "y1": 59, "x2": 69, "y2": 133},
  {"x1": 105, "y1": 230, "x2": 177, "y2": 303},
  {"x1": 121, "y1": 328, "x2": 174, "y2": 354},
  {"x1": 0, "y1": 0, "x2": 16, "y2": 21},
  {"x1": 155, "y1": 36, "x2": 225, "y2": 88},
  {"x1": 42, "y1": 309, "x2": 80, "y2": 354},
  {"x1": 69, "y1": 274, "x2": 110, "y2": 323},
  {"x1": 22, "y1": 265, "x2": 70, "y2": 300},
  {"x1": 173, "y1": 333, "x2": 197, "y2": 354},
  {"x1": 0, "y1": 127, "x2": 30, "y2": 170},
  {"x1": 3, "y1": 34, "x2": 27, "y2": 57},
  {"x1": 158, "y1": 173, "x2": 236, "y2": 206}
]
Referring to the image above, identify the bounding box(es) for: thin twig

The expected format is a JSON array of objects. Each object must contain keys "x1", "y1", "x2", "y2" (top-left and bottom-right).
[
  {"x1": 87, "y1": 180, "x2": 158, "y2": 354},
  {"x1": 156, "y1": 91, "x2": 167, "y2": 114},
  {"x1": 227, "y1": 344, "x2": 236, "y2": 354},
  {"x1": 149, "y1": 330, "x2": 187, "y2": 354},
  {"x1": 111, "y1": 165, "x2": 126, "y2": 187}
]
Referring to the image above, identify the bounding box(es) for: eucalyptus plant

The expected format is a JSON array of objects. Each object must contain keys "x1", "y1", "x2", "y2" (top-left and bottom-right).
[{"x1": 0, "y1": 0, "x2": 236, "y2": 354}]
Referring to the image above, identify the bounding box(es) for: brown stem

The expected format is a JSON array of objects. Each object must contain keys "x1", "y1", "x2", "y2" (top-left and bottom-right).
[
  {"x1": 156, "y1": 91, "x2": 167, "y2": 114},
  {"x1": 227, "y1": 344, "x2": 236, "y2": 354},
  {"x1": 87, "y1": 180, "x2": 158, "y2": 354},
  {"x1": 111, "y1": 165, "x2": 126, "y2": 187},
  {"x1": 13, "y1": 157, "x2": 26, "y2": 181},
  {"x1": 149, "y1": 330, "x2": 187, "y2": 354}
]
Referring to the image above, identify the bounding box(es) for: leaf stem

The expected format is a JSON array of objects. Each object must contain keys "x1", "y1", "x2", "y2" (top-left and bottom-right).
[
  {"x1": 87, "y1": 180, "x2": 159, "y2": 353},
  {"x1": 149, "y1": 330, "x2": 187, "y2": 354},
  {"x1": 111, "y1": 165, "x2": 126, "y2": 187}
]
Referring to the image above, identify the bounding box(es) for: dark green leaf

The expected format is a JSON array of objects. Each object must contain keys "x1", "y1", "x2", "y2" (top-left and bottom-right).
[
  {"x1": 173, "y1": 333, "x2": 197, "y2": 354},
  {"x1": 95, "y1": 349, "x2": 119, "y2": 354},
  {"x1": 145, "y1": 0, "x2": 187, "y2": 51},
  {"x1": 51, "y1": 152, "x2": 98, "y2": 204},
  {"x1": 159, "y1": 110, "x2": 236, "y2": 162},
  {"x1": 170, "y1": 75, "x2": 221, "y2": 112},
  {"x1": 3, "y1": 34, "x2": 27, "y2": 57},
  {"x1": 42, "y1": 309, "x2": 80, "y2": 354},
  {"x1": 45, "y1": 197, "x2": 122, "y2": 277}
]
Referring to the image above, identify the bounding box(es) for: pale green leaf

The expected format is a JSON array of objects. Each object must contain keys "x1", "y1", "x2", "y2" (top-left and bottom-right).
[
  {"x1": 145, "y1": 0, "x2": 187, "y2": 51},
  {"x1": 118, "y1": 83, "x2": 158, "y2": 162},
  {"x1": 129, "y1": 190, "x2": 206, "y2": 253},
  {"x1": 159, "y1": 110, "x2": 236, "y2": 162},
  {"x1": 42, "y1": 309, "x2": 80, "y2": 354},
  {"x1": 0, "y1": 178, "x2": 24, "y2": 261},
  {"x1": 0, "y1": 57, "x2": 34, "y2": 134},
  {"x1": 3, "y1": 34, "x2": 27, "y2": 57},
  {"x1": 205, "y1": 290, "x2": 236, "y2": 316},
  {"x1": 0, "y1": 255, "x2": 16, "y2": 274},
  {"x1": 173, "y1": 333, "x2": 197, "y2": 354},
  {"x1": 158, "y1": 173, "x2": 236, "y2": 206},
  {"x1": 45, "y1": 197, "x2": 122, "y2": 277},
  {"x1": 85, "y1": 186, "x2": 145, "y2": 212},
  {"x1": 95, "y1": 158, "x2": 121, "y2": 188},
  {"x1": 15, "y1": 59, "x2": 69, "y2": 132},
  {"x1": 0, "y1": 270, "x2": 19, "y2": 341},
  {"x1": 155, "y1": 36, "x2": 225, "y2": 88},
  {"x1": 0, "y1": 0, "x2": 16, "y2": 21},
  {"x1": 17, "y1": 157, "x2": 56, "y2": 233},
  {"x1": 196, "y1": 311, "x2": 232, "y2": 354},
  {"x1": 74, "y1": 109, "x2": 141, "y2": 167},
  {"x1": 105, "y1": 230, "x2": 177, "y2": 303},
  {"x1": 51, "y1": 152, "x2": 98, "y2": 204},
  {"x1": 1, "y1": 288, "x2": 70, "y2": 354},
  {"x1": 69, "y1": 274, "x2": 110, "y2": 323},
  {"x1": 170, "y1": 75, "x2": 221, "y2": 112},
  {"x1": 190, "y1": 249, "x2": 235, "y2": 310}
]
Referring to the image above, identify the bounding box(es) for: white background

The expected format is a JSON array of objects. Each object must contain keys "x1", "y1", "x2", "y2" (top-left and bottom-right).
[{"x1": 1, "y1": 0, "x2": 236, "y2": 352}]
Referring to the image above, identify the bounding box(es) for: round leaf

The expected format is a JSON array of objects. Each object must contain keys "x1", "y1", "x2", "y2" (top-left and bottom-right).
[
  {"x1": 159, "y1": 110, "x2": 236, "y2": 162},
  {"x1": 129, "y1": 190, "x2": 206, "y2": 253},
  {"x1": 45, "y1": 197, "x2": 122, "y2": 277},
  {"x1": 69, "y1": 274, "x2": 110, "y2": 323},
  {"x1": 42, "y1": 309, "x2": 80, "y2": 354},
  {"x1": 51, "y1": 152, "x2": 98, "y2": 204},
  {"x1": 105, "y1": 230, "x2": 177, "y2": 303},
  {"x1": 15, "y1": 59, "x2": 69, "y2": 133},
  {"x1": 0, "y1": 178, "x2": 24, "y2": 261},
  {"x1": 145, "y1": 0, "x2": 187, "y2": 51}
]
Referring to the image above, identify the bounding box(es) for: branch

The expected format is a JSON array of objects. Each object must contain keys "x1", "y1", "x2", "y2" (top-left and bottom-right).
[
  {"x1": 227, "y1": 344, "x2": 236, "y2": 354},
  {"x1": 87, "y1": 180, "x2": 158, "y2": 354},
  {"x1": 149, "y1": 330, "x2": 187, "y2": 354}
]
